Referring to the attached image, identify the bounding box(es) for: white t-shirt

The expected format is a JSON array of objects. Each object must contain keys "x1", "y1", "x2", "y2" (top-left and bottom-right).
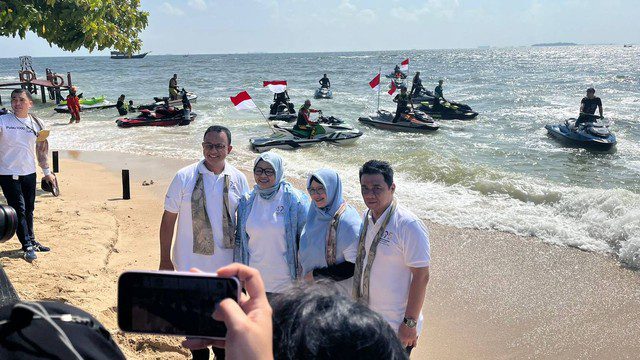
[
  {"x1": 246, "y1": 187, "x2": 292, "y2": 293},
  {"x1": 164, "y1": 160, "x2": 249, "y2": 273},
  {"x1": 344, "y1": 203, "x2": 431, "y2": 333},
  {"x1": 0, "y1": 113, "x2": 42, "y2": 176}
]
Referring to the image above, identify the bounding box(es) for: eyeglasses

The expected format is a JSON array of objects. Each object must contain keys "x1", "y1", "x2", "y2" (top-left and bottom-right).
[
  {"x1": 254, "y1": 167, "x2": 276, "y2": 177},
  {"x1": 307, "y1": 187, "x2": 326, "y2": 196},
  {"x1": 202, "y1": 142, "x2": 227, "y2": 151}
]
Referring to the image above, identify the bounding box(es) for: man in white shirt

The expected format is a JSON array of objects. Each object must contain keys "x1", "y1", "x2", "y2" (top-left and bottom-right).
[
  {"x1": 159, "y1": 125, "x2": 249, "y2": 360},
  {"x1": 0, "y1": 89, "x2": 56, "y2": 261},
  {"x1": 344, "y1": 160, "x2": 430, "y2": 355}
]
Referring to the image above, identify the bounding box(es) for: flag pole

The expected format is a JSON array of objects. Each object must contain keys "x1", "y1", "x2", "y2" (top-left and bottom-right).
[
  {"x1": 377, "y1": 67, "x2": 381, "y2": 111},
  {"x1": 255, "y1": 104, "x2": 276, "y2": 134}
]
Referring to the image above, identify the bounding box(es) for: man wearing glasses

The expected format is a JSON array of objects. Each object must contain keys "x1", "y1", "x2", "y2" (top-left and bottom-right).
[{"x1": 159, "y1": 125, "x2": 249, "y2": 360}]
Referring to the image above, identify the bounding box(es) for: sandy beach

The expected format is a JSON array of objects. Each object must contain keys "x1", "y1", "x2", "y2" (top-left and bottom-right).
[{"x1": 1, "y1": 150, "x2": 639, "y2": 359}]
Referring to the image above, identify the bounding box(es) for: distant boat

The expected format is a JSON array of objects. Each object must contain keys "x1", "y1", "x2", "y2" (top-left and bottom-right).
[
  {"x1": 623, "y1": 44, "x2": 633, "y2": 48},
  {"x1": 110, "y1": 51, "x2": 150, "y2": 59}
]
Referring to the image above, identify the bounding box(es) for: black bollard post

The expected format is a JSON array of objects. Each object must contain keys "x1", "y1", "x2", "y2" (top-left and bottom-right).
[
  {"x1": 52, "y1": 151, "x2": 59, "y2": 173},
  {"x1": 122, "y1": 170, "x2": 131, "y2": 200}
]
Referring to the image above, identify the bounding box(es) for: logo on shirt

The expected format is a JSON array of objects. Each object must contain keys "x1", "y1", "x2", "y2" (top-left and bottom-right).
[
  {"x1": 275, "y1": 205, "x2": 285, "y2": 214},
  {"x1": 379, "y1": 230, "x2": 394, "y2": 246}
]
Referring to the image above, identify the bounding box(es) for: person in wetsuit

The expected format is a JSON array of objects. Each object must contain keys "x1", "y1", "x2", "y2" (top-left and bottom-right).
[
  {"x1": 392, "y1": 87, "x2": 413, "y2": 123},
  {"x1": 181, "y1": 89, "x2": 192, "y2": 121},
  {"x1": 319, "y1": 74, "x2": 331, "y2": 89},
  {"x1": 434, "y1": 80, "x2": 444, "y2": 100},
  {"x1": 410, "y1": 72, "x2": 424, "y2": 98},
  {"x1": 116, "y1": 94, "x2": 127, "y2": 116},
  {"x1": 575, "y1": 87, "x2": 603, "y2": 127},
  {"x1": 294, "y1": 99, "x2": 322, "y2": 138},
  {"x1": 271, "y1": 90, "x2": 292, "y2": 114}
]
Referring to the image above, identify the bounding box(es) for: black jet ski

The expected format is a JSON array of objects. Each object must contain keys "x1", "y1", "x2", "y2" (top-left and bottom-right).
[
  {"x1": 268, "y1": 102, "x2": 297, "y2": 122},
  {"x1": 545, "y1": 118, "x2": 616, "y2": 152},
  {"x1": 358, "y1": 109, "x2": 439, "y2": 132},
  {"x1": 314, "y1": 87, "x2": 333, "y2": 99},
  {"x1": 0, "y1": 108, "x2": 7, "y2": 115},
  {"x1": 419, "y1": 100, "x2": 478, "y2": 120},
  {"x1": 116, "y1": 108, "x2": 196, "y2": 128},
  {"x1": 137, "y1": 92, "x2": 198, "y2": 110},
  {"x1": 250, "y1": 123, "x2": 362, "y2": 152},
  {"x1": 409, "y1": 90, "x2": 435, "y2": 104}
]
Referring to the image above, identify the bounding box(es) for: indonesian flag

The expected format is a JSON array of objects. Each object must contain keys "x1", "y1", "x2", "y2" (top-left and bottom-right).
[
  {"x1": 400, "y1": 58, "x2": 409, "y2": 71},
  {"x1": 369, "y1": 73, "x2": 381, "y2": 92},
  {"x1": 388, "y1": 81, "x2": 397, "y2": 96},
  {"x1": 230, "y1": 91, "x2": 256, "y2": 110},
  {"x1": 263, "y1": 80, "x2": 287, "y2": 94}
]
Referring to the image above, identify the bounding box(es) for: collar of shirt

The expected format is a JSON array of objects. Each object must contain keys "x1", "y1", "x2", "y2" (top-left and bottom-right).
[
  {"x1": 366, "y1": 201, "x2": 394, "y2": 234},
  {"x1": 197, "y1": 160, "x2": 230, "y2": 177}
]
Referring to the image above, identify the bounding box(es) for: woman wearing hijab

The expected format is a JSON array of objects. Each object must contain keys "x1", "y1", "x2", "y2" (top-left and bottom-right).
[
  {"x1": 234, "y1": 151, "x2": 310, "y2": 295},
  {"x1": 299, "y1": 169, "x2": 361, "y2": 294}
]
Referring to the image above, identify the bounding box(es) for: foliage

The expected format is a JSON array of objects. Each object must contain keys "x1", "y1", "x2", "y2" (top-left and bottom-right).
[{"x1": 0, "y1": 0, "x2": 149, "y2": 53}]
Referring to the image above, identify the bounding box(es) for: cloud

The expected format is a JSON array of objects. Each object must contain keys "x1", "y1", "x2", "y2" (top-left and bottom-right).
[
  {"x1": 160, "y1": 2, "x2": 185, "y2": 16},
  {"x1": 188, "y1": 0, "x2": 207, "y2": 11},
  {"x1": 359, "y1": 9, "x2": 377, "y2": 23},
  {"x1": 392, "y1": 0, "x2": 460, "y2": 21},
  {"x1": 339, "y1": 0, "x2": 357, "y2": 13}
]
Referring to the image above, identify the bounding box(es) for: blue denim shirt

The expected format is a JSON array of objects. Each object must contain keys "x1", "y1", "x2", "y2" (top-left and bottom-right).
[{"x1": 234, "y1": 182, "x2": 310, "y2": 280}]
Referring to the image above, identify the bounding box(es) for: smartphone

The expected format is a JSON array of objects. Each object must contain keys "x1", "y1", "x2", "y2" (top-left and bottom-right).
[{"x1": 117, "y1": 270, "x2": 241, "y2": 339}]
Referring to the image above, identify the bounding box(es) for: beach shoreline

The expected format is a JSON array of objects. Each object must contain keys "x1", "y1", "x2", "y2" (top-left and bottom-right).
[{"x1": 1, "y1": 150, "x2": 639, "y2": 359}]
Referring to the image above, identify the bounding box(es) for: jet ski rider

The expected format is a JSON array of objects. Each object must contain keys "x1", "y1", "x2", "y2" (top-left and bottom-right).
[
  {"x1": 575, "y1": 87, "x2": 603, "y2": 128},
  {"x1": 294, "y1": 99, "x2": 323, "y2": 138},
  {"x1": 319, "y1": 74, "x2": 331, "y2": 89},
  {"x1": 434, "y1": 79, "x2": 445, "y2": 100},
  {"x1": 410, "y1": 71, "x2": 425, "y2": 98},
  {"x1": 272, "y1": 90, "x2": 294, "y2": 114},
  {"x1": 393, "y1": 87, "x2": 414, "y2": 123}
]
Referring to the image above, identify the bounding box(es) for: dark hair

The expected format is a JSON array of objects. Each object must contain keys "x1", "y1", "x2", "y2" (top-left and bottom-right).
[
  {"x1": 271, "y1": 283, "x2": 408, "y2": 360},
  {"x1": 587, "y1": 87, "x2": 595, "y2": 93},
  {"x1": 203, "y1": 125, "x2": 232, "y2": 145},
  {"x1": 308, "y1": 175, "x2": 322, "y2": 187},
  {"x1": 359, "y1": 160, "x2": 393, "y2": 187},
  {"x1": 10, "y1": 89, "x2": 33, "y2": 101}
]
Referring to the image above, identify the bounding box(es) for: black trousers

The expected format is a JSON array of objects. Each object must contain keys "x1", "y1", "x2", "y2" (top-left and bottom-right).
[{"x1": 0, "y1": 173, "x2": 37, "y2": 248}]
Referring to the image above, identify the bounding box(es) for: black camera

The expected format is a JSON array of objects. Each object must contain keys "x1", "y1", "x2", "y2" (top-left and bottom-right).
[{"x1": 0, "y1": 204, "x2": 18, "y2": 242}]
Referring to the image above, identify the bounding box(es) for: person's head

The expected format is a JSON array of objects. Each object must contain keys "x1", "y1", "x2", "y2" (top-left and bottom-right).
[
  {"x1": 173, "y1": 73, "x2": 177, "y2": 79},
  {"x1": 10, "y1": 89, "x2": 34, "y2": 116},
  {"x1": 253, "y1": 151, "x2": 285, "y2": 191},
  {"x1": 128, "y1": 100, "x2": 133, "y2": 105},
  {"x1": 202, "y1": 126, "x2": 232, "y2": 171},
  {"x1": 307, "y1": 169, "x2": 343, "y2": 210},
  {"x1": 304, "y1": 99, "x2": 311, "y2": 108},
  {"x1": 400, "y1": 86, "x2": 407, "y2": 94},
  {"x1": 586, "y1": 87, "x2": 596, "y2": 99},
  {"x1": 118, "y1": 94, "x2": 125, "y2": 101},
  {"x1": 415, "y1": 71, "x2": 420, "y2": 76},
  {"x1": 271, "y1": 282, "x2": 408, "y2": 360},
  {"x1": 438, "y1": 79, "x2": 444, "y2": 85},
  {"x1": 323, "y1": 73, "x2": 327, "y2": 77},
  {"x1": 359, "y1": 160, "x2": 395, "y2": 215}
]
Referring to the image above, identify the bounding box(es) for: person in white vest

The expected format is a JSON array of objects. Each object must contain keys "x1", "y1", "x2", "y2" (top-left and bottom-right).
[
  {"x1": 344, "y1": 159, "x2": 430, "y2": 355},
  {"x1": 0, "y1": 89, "x2": 55, "y2": 261},
  {"x1": 159, "y1": 125, "x2": 249, "y2": 360}
]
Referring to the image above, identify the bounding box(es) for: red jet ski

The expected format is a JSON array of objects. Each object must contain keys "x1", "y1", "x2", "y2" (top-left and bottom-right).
[{"x1": 116, "y1": 107, "x2": 196, "y2": 128}]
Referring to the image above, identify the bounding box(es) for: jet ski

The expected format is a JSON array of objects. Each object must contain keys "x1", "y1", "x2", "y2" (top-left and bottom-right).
[
  {"x1": 545, "y1": 118, "x2": 616, "y2": 152},
  {"x1": 358, "y1": 109, "x2": 439, "y2": 132},
  {"x1": 409, "y1": 90, "x2": 436, "y2": 104},
  {"x1": 250, "y1": 124, "x2": 363, "y2": 152},
  {"x1": 314, "y1": 87, "x2": 333, "y2": 99},
  {"x1": 58, "y1": 95, "x2": 105, "y2": 106},
  {"x1": 419, "y1": 100, "x2": 478, "y2": 120},
  {"x1": 138, "y1": 92, "x2": 198, "y2": 110},
  {"x1": 0, "y1": 108, "x2": 7, "y2": 115},
  {"x1": 54, "y1": 101, "x2": 116, "y2": 113},
  {"x1": 268, "y1": 102, "x2": 297, "y2": 122},
  {"x1": 116, "y1": 108, "x2": 196, "y2": 128}
]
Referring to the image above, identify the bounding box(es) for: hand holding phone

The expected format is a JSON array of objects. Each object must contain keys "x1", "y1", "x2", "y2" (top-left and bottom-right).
[{"x1": 183, "y1": 264, "x2": 273, "y2": 360}]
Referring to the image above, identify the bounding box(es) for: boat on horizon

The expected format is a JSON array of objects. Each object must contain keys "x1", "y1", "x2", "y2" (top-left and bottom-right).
[{"x1": 110, "y1": 51, "x2": 150, "y2": 59}]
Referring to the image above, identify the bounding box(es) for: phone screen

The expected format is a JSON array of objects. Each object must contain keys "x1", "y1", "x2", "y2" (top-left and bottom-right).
[{"x1": 118, "y1": 271, "x2": 240, "y2": 338}]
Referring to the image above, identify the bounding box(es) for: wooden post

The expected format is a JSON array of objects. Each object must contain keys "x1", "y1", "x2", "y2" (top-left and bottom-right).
[
  {"x1": 52, "y1": 151, "x2": 59, "y2": 173},
  {"x1": 122, "y1": 170, "x2": 131, "y2": 200},
  {"x1": 41, "y1": 86, "x2": 46, "y2": 103}
]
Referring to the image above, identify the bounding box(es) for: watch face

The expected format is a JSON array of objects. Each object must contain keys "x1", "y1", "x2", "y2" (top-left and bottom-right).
[{"x1": 404, "y1": 318, "x2": 417, "y2": 328}]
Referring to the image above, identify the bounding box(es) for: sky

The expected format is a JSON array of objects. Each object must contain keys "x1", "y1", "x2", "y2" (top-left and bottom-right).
[{"x1": 0, "y1": 0, "x2": 639, "y2": 57}]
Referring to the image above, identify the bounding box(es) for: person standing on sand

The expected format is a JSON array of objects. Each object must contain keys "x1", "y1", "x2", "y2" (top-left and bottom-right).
[
  {"x1": 344, "y1": 160, "x2": 430, "y2": 356},
  {"x1": 0, "y1": 89, "x2": 55, "y2": 261},
  {"x1": 66, "y1": 86, "x2": 81, "y2": 124},
  {"x1": 159, "y1": 125, "x2": 249, "y2": 360}
]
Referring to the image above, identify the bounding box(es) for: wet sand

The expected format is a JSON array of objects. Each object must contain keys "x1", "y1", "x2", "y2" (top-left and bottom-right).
[{"x1": 1, "y1": 151, "x2": 639, "y2": 359}]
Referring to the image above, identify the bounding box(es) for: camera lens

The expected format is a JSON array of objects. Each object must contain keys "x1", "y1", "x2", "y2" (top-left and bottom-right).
[{"x1": 0, "y1": 204, "x2": 18, "y2": 242}]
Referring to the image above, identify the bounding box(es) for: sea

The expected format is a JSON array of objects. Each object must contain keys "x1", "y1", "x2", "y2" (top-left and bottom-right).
[{"x1": 1, "y1": 45, "x2": 639, "y2": 268}]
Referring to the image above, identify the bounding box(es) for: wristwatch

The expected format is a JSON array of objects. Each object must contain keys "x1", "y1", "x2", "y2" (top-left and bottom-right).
[{"x1": 403, "y1": 317, "x2": 417, "y2": 328}]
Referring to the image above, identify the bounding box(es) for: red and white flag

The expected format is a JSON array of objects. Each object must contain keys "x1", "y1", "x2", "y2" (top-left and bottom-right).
[
  {"x1": 400, "y1": 58, "x2": 409, "y2": 71},
  {"x1": 388, "y1": 81, "x2": 397, "y2": 96},
  {"x1": 263, "y1": 80, "x2": 287, "y2": 94},
  {"x1": 230, "y1": 91, "x2": 256, "y2": 110},
  {"x1": 369, "y1": 73, "x2": 381, "y2": 92}
]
